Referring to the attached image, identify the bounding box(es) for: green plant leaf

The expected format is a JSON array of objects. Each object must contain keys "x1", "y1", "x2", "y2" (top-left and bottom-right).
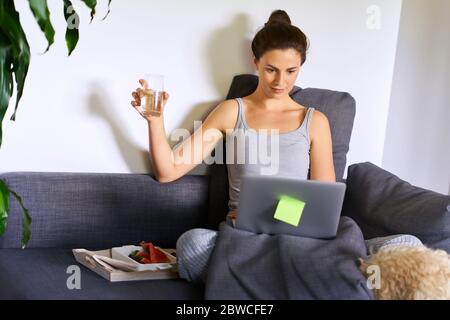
[
  {"x1": 0, "y1": 179, "x2": 11, "y2": 236},
  {"x1": 101, "y1": 0, "x2": 111, "y2": 21},
  {"x1": 0, "y1": 180, "x2": 32, "y2": 248},
  {"x1": 0, "y1": 1, "x2": 31, "y2": 127},
  {"x1": 28, "y1": 0, "x2": 55, "y2": 53},
  {"x1": 63, "y1": 0, "x2": 80, "y2": 56},
  {"x1": 81, "y1": 0, "x2": 97, "y2": 23},
  {"x1": 0, "y1": 31, "x2": 14, "y2": 148},
  {"x1": 9, "y1": 189, "x2": 32, "y2": 249}
]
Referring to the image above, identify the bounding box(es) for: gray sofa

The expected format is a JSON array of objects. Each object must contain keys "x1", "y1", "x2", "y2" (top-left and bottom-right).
[
  {"x1": 1, "y1": 75, "x2": 449, "y2": 299},
  {"x1": 0, "y1": 171, "x2": 209, "y2": 299}
]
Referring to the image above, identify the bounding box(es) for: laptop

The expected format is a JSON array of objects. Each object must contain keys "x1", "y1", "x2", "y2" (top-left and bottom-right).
[{"x1": 235, "y1": 175, "x2": 346, "y2": 239}]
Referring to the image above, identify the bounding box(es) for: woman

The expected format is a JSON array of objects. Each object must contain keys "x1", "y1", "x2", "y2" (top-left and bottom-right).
[{"x1": 131, "y1": 10, "x2": 336, "y2": 283}]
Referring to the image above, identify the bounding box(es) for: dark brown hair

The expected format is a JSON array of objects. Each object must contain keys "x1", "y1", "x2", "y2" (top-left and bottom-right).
[{"x1": 251, "y1": 10, "x2": 309, "y2": 65}]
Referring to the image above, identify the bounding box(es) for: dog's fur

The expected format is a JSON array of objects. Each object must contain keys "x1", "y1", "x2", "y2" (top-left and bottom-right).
[{"x1": 359, "y1": 246, "x2": 450, "y2": 300}]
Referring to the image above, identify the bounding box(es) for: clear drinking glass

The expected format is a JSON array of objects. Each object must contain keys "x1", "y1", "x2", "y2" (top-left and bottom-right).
[{"x1": 140, "y1": 74, "x2": 164, "y2": 117}]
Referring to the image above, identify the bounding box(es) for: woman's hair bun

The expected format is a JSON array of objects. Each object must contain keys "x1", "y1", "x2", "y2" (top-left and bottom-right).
[
  {"x1": 252, "y1": 9, "x2": 308, "y2": 65},
  {"x1": 264, "y1": 9, "x2": 291, "y2": 26}
]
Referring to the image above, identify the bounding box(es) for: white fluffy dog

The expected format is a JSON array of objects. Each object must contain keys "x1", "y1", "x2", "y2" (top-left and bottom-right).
[{"x1": 359, "y1": 246, "x2": 450, "y2": 300}]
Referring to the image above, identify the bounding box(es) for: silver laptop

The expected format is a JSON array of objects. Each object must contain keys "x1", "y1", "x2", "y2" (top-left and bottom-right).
[{"x1": 235, "y1": 175, "x2": 346, "y2": 239}]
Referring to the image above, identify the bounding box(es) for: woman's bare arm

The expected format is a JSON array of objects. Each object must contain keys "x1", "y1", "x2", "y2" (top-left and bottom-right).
[
  {"x1": 131, "y1": 82, "x2": 236, "y2": 182},
  {"x1": 152, "y1": 102, "x2": 233, "y2": 182},
  {"x1": 309, "y1": 111, "x2": 336, "y2": 182}
]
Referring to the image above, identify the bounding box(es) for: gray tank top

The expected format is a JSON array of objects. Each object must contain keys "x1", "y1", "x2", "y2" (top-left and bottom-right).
[{"x1": 226, "y1": 98, "x2": 315, "y2": 211}]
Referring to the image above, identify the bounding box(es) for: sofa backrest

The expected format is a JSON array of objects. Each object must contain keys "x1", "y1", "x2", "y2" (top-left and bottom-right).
[
  {"x1": 207, "y1": 74, "x2": 356, "y2": 229},
  {"x1": 0, "y1": 172, "x2": 210, "y2": 249}
]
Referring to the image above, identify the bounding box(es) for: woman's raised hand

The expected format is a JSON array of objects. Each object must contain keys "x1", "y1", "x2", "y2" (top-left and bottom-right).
[{"x1": 131, "y1": 79, "x2": 169, "y2": 121}]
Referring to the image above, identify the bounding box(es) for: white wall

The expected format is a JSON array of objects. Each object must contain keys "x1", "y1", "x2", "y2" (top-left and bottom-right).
[
  {"x1": 1, "y1": 1, "x2": 402, "y2": 177},
  {"x1": 382, "y1": 0, "x2": 450, "y2": 195}
]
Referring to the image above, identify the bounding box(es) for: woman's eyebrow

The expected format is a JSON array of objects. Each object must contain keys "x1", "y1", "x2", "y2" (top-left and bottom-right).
[{"x1": 266, "y1": 64, "x2": 298, "y2": 70}]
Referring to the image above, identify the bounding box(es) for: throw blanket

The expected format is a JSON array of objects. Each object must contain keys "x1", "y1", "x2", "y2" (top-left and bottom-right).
[{"x1": 205, "y1": 216, "x2": 374, "y2": 300}]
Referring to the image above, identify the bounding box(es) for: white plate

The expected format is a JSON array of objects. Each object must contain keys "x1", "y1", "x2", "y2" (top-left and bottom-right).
[{"x1": 111, "y1": 245, "x2": 176, "y2": 272}]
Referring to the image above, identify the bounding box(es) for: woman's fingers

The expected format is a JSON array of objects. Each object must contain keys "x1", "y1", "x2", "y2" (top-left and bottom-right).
[
  {"x1": 136, "y1": 88, "x2": 145, "y2": 98},
  {"x1": 131, "y1": 90, "x2": 141, "y2": 107},
  {"x1": 131, "y1": 99, "x2": 141, "y2": 107},
  {"x1": 139, "y1": 79, "x2": 149, "y2": 89},
  {"x1": 131, "y1": 80, "x2": 170, "y2": 118},
  {"x1": 228, "y1": 210, "x2": 237, "y2": 220},
  {"x1": 158, "y1": 92, "x2": 169, "y2": 111},
  {"x1": 162, "y1": 91, "x2": 169, "y2": 105}
]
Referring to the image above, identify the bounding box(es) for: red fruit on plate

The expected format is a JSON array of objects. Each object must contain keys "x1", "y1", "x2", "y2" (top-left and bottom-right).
[
  {"x1": 140, "y1": 241, "x2": 153, "y2": 254},
  {"x1": 150, "y1": 246, "x2": 169, "y2": 263},
  {"x1": 138, "y1": 241, "x2": 170, "y2": 263},
  {"x1": 137, "y1": 251, "x2": 149, "y2": 259},
  {"x1": 140, "y1": 258, "x2": 151, "y2": 264}
]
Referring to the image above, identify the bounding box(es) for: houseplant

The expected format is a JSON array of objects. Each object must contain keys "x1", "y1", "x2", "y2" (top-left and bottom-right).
[{"x1": 0, "y1": 0, "x2": 111, "y2": 248}]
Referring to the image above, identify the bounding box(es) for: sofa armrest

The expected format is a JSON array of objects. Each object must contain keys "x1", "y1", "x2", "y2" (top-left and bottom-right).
[
  {"x1": 0, "y1": 172, "x2": 210, "y2": 249},
  {"x1": 341, "y1": 162, "x2": 450, "y2": 252}
]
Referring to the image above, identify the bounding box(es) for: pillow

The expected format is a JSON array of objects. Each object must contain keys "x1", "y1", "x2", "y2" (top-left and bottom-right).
[
  {"x1": 342, "y1": 162, "x2": 450, "y2": 252},
  {"x1": 207, "y1": 74, "x2": 356, "y2": 229}
]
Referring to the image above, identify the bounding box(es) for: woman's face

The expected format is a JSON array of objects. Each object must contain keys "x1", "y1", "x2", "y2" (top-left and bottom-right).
[{"x1": 254, "y1": 48, "x2": 301, "y2": 98}]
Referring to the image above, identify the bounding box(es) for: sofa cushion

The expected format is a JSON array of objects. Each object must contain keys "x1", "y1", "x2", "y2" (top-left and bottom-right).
[
  {"x1": 0, "y1": 248, "x2": 203, "y2": 299},
  {"x1": 342, "y1": 162, "x2": 450, "y2": 252},
  {"x1": 207, "y1": 74, "x2": 356, "y2": 229}
]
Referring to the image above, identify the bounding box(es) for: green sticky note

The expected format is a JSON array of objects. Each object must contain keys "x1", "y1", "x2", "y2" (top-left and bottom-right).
[{"x1": 273, "y1": 195, "x2": 305, "y2": 227}]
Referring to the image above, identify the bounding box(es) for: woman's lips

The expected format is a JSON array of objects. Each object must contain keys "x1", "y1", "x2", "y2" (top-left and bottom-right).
[{"x1": 271, "y1": 87, "x2": 284, "y2": 93}]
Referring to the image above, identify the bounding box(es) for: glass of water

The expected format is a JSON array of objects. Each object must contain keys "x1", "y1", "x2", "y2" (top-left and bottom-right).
[{"x1": 141, "y1": 74, "x2": 164, "y2": 117}]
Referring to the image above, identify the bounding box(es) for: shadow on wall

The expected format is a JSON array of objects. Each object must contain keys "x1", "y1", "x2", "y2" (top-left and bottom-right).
[
  {"x1": 168, "y1": 14, "x2": 255, "y2": 175},
  {"x1": 173, "y1": 13, "x2": 255, "y2": 137},
  {"x1": 206, "y1": 13, "x2": 255, "y2": 95},
  {"x1": 169, "y1": 14, "x2": 254, "y2": 174},
  {"x1": 87, "y1": 83, "x2": 152, "y2": 173},
  {"x1": 87, "y1": 13, "x2": 255, "y2": 174}
]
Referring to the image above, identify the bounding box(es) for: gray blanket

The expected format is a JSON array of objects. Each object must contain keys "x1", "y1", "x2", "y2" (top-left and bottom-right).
[{"x1": 205, "y1": 216, "x2": 374, "y2": 300}]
